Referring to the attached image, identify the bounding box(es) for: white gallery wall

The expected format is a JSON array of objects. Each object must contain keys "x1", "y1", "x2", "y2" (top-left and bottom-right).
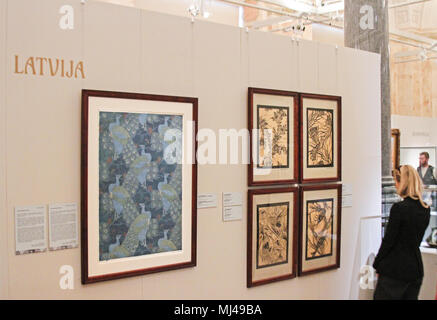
[
  {"x1": 95, "y1": 0, "x2": 241, "y2": 26},
  {"x1": 392, "y1": 115, "x2": 437, "y2": 147},
  {"x1": 311, "y1": 23, "x2": 344, "y2": 48},
  {"x1": 0, "y1": 0, "x2": 382, "y2": 299}
]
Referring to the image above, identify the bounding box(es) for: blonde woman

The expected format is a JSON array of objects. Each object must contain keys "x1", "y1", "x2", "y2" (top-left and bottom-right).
[{"x1": 373, "y1": 165, "x2": 431, "y2": 300}]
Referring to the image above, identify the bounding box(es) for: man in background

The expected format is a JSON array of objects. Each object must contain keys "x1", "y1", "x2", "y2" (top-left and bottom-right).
[{"x1": 418, "y1": 152, "x2": 437, "y2": 186}]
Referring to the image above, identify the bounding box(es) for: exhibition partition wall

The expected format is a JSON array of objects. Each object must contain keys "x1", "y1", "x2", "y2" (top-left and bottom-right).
[
  {"x1": 0, "y1": 0, "x2": 7, "y2": 300},
  {"x1": 0, "y1": 0, "x2": 382, "y2": 299}
]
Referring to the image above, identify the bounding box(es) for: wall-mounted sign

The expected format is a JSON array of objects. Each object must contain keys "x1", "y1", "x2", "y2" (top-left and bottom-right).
[
  {"x1": 49, "y1": 203, "x2": 78, "y2": 251},
  {"x1": 342, "y1": 195, "x2": 353, "y2": 208},
  {"x1": 223, "y1": 192, "x2": 243, "y2": 207},
  {"x1": 15, "y1": 205, "x2": 47, "y2": 255},
  {"x1": 197, "y1": 193, "x2": 218, "y2": 209},
  {"x1": 223, "y1": 206, "x2": 243, "y2": 222},
  {"x1": 222, "y1": 192, "x2": 243, "y2": 222},
  {"x1": 14, "y1": 55, "x2": 85, "y2": 79}
]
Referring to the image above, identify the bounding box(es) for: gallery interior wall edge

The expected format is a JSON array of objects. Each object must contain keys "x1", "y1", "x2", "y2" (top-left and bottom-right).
[{"x1": 0, "y1": 0, "x2": 9, "y2": 300}]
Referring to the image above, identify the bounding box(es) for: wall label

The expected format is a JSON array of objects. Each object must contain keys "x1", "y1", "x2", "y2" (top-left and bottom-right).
[
  {"x1": 197, "y1": 193, "x2": 218, "y2": 209},
  {"x1": 49, "y1": 203, "x2": 79, "y2": 251},
  {"x1": 342, "y1": 184, "x2": 353, "y2": 196},
  {"x1": 14, "y1": 55, "x2": 85, "y2": 79},
  {"x1": 15, "y1": 205, "x2": 48, "y2": 255},
  {"x1": 342, "y1": 195, "x2": 353, "y2": 208},
  {"x1": 223, "y1": 206, "x2": 243, "y2": 222},
  {"x1": 223, "y1": 192, "x2": 243, "y2": 207}
]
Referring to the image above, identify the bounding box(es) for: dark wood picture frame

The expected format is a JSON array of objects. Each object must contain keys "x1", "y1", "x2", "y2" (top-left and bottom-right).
[
  {"x1": 299, "y1": 93, "x2": 342, "y2": 184},
  {"x1": 391, "y1": 129, "x2": 401, "y2": 171},
  {"x1": 298, "y1": 184, "x2": 342, "y2": 277},
  {"x1": 81, "y1": 89, "x2": 198, "y2": 284},
  {"x1": 248, "y1": 87, "x2": 300, "y2": 186},
  {"x1": 247, "y1": 187, "x2": 299, "y2": 287}
]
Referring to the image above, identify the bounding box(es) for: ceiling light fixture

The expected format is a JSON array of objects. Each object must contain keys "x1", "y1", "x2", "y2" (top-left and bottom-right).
[{"x1": 188, "y1": 4, "x2": 200, "y2": 21}]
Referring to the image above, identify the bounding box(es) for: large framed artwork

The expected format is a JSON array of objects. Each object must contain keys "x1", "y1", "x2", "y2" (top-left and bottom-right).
[
  {"x1": 299, "y1": 184, "x2": 341, "y2": 276},
  {"x1": 81, "y1": 90, "x2": 198, "y2": 284},
  {"x1": 248, "y1": 88, "x2": 299, "y2": 186},
  {"x1": 300, "y1": 93, "x2": 342, "y2": 184},
  {"x1": 247, "y1": 187, "x2": 299, "y2": 287}
]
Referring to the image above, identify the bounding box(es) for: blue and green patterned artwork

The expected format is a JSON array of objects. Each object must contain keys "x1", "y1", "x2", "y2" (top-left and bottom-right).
[{"x1": 98, "y1": 111, "x2": 183, "y2": 261}]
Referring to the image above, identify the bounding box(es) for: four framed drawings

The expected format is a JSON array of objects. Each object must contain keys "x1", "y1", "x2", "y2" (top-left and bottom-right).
[{"x1": 247, "y1": 87, "x2": 342, "y2": 287}]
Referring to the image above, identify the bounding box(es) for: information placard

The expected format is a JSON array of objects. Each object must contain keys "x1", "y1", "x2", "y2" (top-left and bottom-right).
[
  {"x1": 49, "y1": 203, "x2": 78, "y2": 251},
  {"x1": 197, "y1": 194, "x2": 218, "y2": 209},
  {"x1": 223, "y1": 192, "x2": 243, "y2": 207},
  {"x1": 223, "y1": 206, "x2": 243, "y2": 222},
  {"x1": 15, "y1": 205, "x2": 47, "y2": 255}
]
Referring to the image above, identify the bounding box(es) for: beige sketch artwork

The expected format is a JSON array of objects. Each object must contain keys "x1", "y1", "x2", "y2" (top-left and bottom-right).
[
  {"x1": 307, "y1": 108, "x2": 334, "y2": 168},
  {"x1": 257, "y1": 203, "x2": 289, "y2": 268},
  {"x1": 258, "y1": 106, "x2": 289, "y2": 169},
  {"x1": 306, "y1": 199, "x2": 334, "y2": 260}
]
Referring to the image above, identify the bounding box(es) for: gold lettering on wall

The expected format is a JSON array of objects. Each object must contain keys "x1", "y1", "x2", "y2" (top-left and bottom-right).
[
  {"x1": 13, "y1": 55, "x2": 86, "y2": 79},
  {"x1": 24, "y1": 57, "x2": 36, "y2": 75},
  {"x1": 75, "y1": 61, "x2": 85, "y2": 79},
  {"x1": 49, "y1": 59, "x2": 60, "y2": 76},
  {"x1": 35, "y1": 57, "x2": 47, "y2": 76},
  {"x1": 14, "y1": 55, "x2": 23, "y2": 74}
]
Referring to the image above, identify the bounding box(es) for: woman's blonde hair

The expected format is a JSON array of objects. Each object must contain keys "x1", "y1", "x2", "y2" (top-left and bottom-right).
[{"x1": 397, "y1": 165, "x2": 429, "y2": 208}]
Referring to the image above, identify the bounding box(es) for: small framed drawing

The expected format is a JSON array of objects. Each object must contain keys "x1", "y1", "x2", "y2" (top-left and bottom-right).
[
  {"x1": 81, "y1": 90, "x2": 198, "y2": 284},
  {"x1": 391, "y1": 129, "x2": 401, "y2": 171},
  {"x1": 299, "y1": 184, "x2": 341, "y2": 276},
  {"x1": 248, "y1": 87, "x2": 300, "y2": 186},
  {"x1": 247, "y1": 187, "x2": 299, "y2": 287},
  {"x1": 300, "y1": 93, "x2": 342, "y2": 184}
]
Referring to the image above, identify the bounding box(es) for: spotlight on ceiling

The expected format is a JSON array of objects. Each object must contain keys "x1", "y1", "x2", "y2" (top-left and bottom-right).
[{"x1": 188, "y1": 4, "x2": 200, "y2": 19}]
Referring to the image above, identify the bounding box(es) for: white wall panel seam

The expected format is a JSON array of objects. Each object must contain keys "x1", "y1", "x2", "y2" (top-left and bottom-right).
[
  {"x1": 2, "y1": 0, "x2": 10, "y2": 299},
  {"x1": 296, "y1": 41, "x2": 301, "y2": 91},
  {"x1": 191, "y1": 22, "x2": 195, "y2": 97},
  {"x1": 317, "y1": 42, "x2": 320, "y2": 92}
]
